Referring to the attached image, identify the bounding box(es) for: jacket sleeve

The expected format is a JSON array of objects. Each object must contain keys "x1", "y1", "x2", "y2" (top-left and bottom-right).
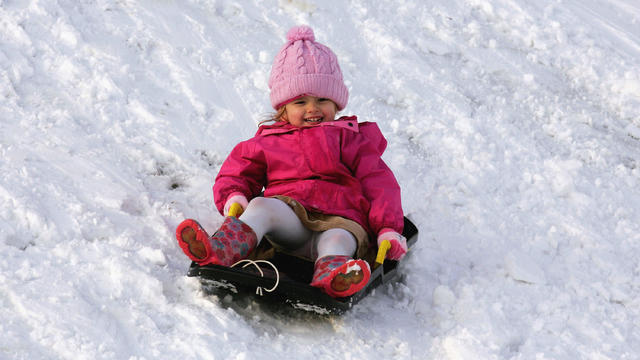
[
  {"x1": 212, "y1": 139, "x2": 266, "y2": 215},
  {"x1": 341, "y1": 122, "x2": 404, "y2": 235}
]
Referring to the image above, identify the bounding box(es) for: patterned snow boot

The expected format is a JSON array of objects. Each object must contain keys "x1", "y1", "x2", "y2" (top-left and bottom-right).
[
  {"x1": 176, "y1": 217, "x2": 257, "y2": 266},
  {"x1": 310, "y1": 255, "x2": 371, "y2": 298}
]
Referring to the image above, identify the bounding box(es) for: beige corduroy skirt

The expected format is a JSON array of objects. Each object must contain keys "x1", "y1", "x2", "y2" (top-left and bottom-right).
[{"x1": 270, "y1": 195, "x2": 370, "y2": 259}]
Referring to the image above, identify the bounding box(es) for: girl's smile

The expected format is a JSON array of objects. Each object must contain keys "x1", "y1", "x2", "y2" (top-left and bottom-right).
[{"x1": 281, "y1": 95, "x2": 338, "y2": 127}]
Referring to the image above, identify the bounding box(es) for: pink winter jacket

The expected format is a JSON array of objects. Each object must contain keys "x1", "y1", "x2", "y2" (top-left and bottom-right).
[{"x1": 212, "y1": 116, "x2": 404, "y2": 238}]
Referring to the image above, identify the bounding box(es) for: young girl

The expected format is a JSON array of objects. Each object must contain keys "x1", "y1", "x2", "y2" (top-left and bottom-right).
[{"x1": 176, "y1": 25, "x2": 407, "y2": 298}]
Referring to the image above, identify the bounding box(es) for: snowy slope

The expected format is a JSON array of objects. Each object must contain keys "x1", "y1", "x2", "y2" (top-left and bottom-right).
[{"x1": 1, "y1": 0, "x2": 639, "y2": 359}]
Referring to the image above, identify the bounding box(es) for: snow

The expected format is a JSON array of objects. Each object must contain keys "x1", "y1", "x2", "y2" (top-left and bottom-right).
[{"x1": 1, "y1": 0, "x2": 639, "y2": 358}]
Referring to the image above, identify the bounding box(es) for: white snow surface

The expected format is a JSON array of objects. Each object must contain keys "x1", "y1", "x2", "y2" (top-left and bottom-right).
[{"x1": 1, "y1": 0, "x2": 640, "y2": 359}]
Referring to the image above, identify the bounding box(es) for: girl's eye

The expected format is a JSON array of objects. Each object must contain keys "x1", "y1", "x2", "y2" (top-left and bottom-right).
[{"x1": 318, "y1": 98, "x2": 329, "y2": 102}]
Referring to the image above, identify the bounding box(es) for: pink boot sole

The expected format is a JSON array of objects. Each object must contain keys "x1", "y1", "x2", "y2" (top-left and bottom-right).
[
  {"x1": 176, "y1": 219, "x2": 213, "y2": 265},
  {"x1": 311, "y1": 256, "x2": 371, "y2": 298}
]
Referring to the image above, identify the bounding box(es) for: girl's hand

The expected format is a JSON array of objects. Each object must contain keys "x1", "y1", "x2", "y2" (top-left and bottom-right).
[
  {"x1": 223, "y1": 194, "x2": 249, "y2": 216},
  {"x1": 377, "y1": 229, "x2": 407, "y2": 260}
]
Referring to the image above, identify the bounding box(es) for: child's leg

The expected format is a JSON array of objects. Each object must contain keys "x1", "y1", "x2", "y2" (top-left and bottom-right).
[
  {"x1": 176, "y1": 197, "x2": 310, "y2": 266},
  {"x1": 311, "y1": 228, "x2": 370, "y2": 298},
  {"x1": 239, "y1": 197, "x2": 312, "y2": 250},
  {"x1": 315, "y1": 228, "x2": 357, "y2": 259}
]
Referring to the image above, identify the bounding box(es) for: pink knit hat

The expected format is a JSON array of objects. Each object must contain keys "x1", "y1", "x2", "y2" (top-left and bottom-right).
[{"x1": 268, "y1": 25, "x2": 349, "y2": 110}]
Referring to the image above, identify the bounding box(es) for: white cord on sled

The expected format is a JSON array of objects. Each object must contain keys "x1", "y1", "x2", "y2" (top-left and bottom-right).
[{"x1": 230, "y1": 259, "x2": 280, "y2": 296}]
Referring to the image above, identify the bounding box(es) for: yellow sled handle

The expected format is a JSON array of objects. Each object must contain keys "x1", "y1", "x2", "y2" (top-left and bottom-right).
[
  {"x1": 228, "y1": 202, "x2": 244, "y2": 218},
  {"x1": 375, "y1": 239, "x2": 391, "y2": 268}
]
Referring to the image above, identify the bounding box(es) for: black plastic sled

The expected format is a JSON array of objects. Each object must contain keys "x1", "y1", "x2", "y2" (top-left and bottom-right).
[{"x1": 187, "y1": 216, "x2": 418, "y2": 315}]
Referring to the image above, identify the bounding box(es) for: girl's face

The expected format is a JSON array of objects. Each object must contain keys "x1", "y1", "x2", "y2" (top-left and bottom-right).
[{"x1": 281, "y1": 95, "x2": 337, "y2": 127}]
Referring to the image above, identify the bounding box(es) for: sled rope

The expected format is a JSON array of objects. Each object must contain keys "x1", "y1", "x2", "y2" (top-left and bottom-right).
[{"x1": 231, "y1": 259, "x2": 280, "y2": 296}]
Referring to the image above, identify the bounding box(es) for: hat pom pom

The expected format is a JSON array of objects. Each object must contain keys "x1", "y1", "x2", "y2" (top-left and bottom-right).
[{"x1": 286, "y1": 25, "x2": 315, "y2": 42}]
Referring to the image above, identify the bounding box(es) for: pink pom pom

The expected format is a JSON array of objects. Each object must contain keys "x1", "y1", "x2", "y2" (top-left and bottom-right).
[{"x1": 286, "y1": 25, "x2": 315, "y2": 42}]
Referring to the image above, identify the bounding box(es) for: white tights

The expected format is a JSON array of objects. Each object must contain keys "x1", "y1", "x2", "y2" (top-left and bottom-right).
[{"x1": 238, "y1": 197, "x2": 357, "y2": 260}]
